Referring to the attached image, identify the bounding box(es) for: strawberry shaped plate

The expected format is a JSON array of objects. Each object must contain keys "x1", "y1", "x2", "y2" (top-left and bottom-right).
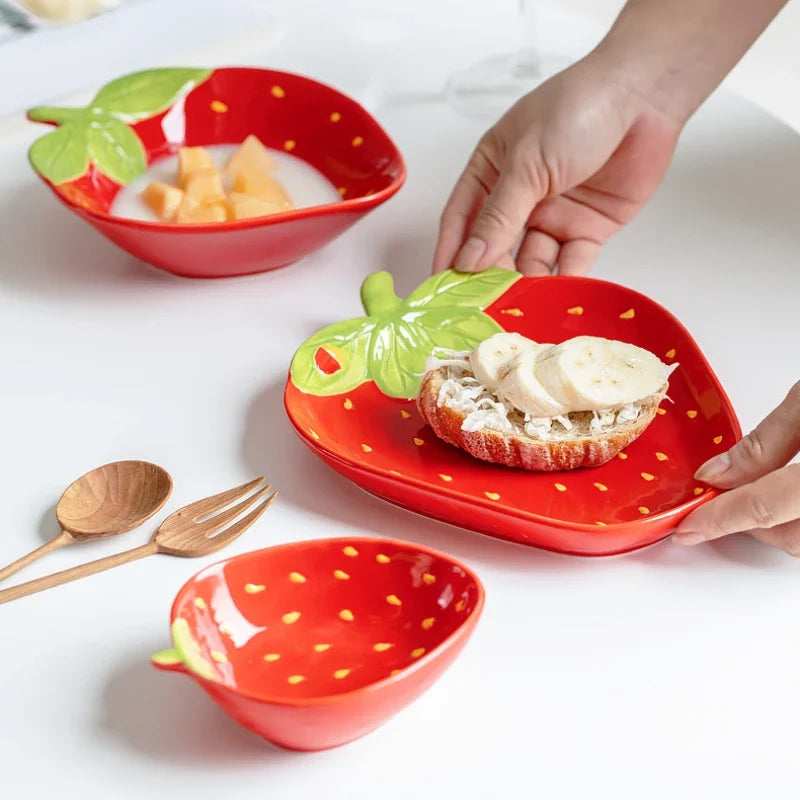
[
  {"x1": 151, "y1": 537, "x2": 484, "y2": 751},
  {"x1": 284, "y1": 270, "x2": 741, "y2": 556}
]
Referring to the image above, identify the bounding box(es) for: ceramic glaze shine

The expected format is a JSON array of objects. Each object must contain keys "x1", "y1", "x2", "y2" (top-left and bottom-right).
[{"x1": 111, "y1": 144, "x2": 341, "y2": 222}]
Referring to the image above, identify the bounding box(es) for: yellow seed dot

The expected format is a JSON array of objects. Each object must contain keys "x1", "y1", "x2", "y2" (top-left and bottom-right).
[
  {"x1": 330, "y1": 111, "x2": 341, "y2": 122},
  {"x1": 619, "y1": 308, "x2": 635, "y2": 319},
  {"x1": 390, "y1": 669, "x2": 402, "y2": 677},
  {"x1": 210, "y1": 100, "x2": 228, "y2": 113},
  {"x1": 211, "y1": 650, "x2": 227, "y2": 663},
  {"x1": 352, "y1": 135, "x2": 364, "y2": 146},
  {"x1": 271, "y1": 85, "x2": 285, "y2": 98},
  {"x1": 400, "y1": 409, "x2": 411, "y2": 419},
  {"x1": 282, "y1": 611, "x2": 301, "y2": 624},
  {"x1": 641, "y1": 472, "x2": 655, "y2": 481},
  {"x1": 339, "y1": 609, "x2": 354, "y2": 621},
  {"x1": 219, "y1": 623, "x2": 232, "y2": 635},
  {"x1": 485, "y1": 491, "x2": 500, "y2": 500},
  {"x1": 289, "y1": 572, "x2": 306, "y2": 583},
  {"x1": 439, "y1": 474, "x2": 453, "y2": 482},
  {"x1": 376, "y1": 554, "x2": 391, "y2": 564},
  {"x1": 455, "y1": 599, "x2": 466, "y2": 612},
  {"x1": 333, "y1": 569, "x2": 350, "y2": 580},
  {"x1": 686, "y1": 410, "x2": 698, "y2": 419},
  {"x1": 656, "y1": 408, "x2": 667, "y2": 416},
  {"x1": 693, "y1": 487, "x2": 705, "y2": 496},
  {"x1": 337, "y1": 186, "x2": 347, "y2": 196},
  {"x1": 500, "y1": 307, "x2": 524, "y2": 317},
  {"x1": 421, "y1": 617, "x2": 435, "y2": 630},
  {"x1": 413, "y1": 437, "x2": 424, "y2": 446},
  {"x1": 309, "y1": 428, "x2": 320, "y2": 440},
  {"x1": 713, "y1": 435, "x2": 723, "y2": 444},
  {"x1": 386, "y1": 594, "x2": 402, "y2": 606},
  {"x1": 264, "y1": 653, "x2": 281, "y2": 662},
  {"x1": 638, "y1": 506, "x2": 650, "y2": 515},
  {"x1": 593, "y1": 482, "x2": 608, "y2": 492},
  {"x1": 333, "y1": 668, "x2": 351, "y2": 680},
  {"x1": 361, "y1": 443, "x2": 373, "y2": 452},
  {"x1": 287, "y1": 675, "x2": 305, "y2": 685},
  {"x1": 618, "y1": 452, "x2": 628, "y2": 460},
  {"x1": 567, "y1": 306, "x2": 584, "y2": 316},
  {"x1": 554, "y1": 483, "x2": 567, "y2": 492},
  {"x1": 595, "y1": 521, "x2": 607, "y2": 526},
  {"x1": 374, "y1": 642, "x2": 393, "y2": 652},
  {"x1": 283, "y1": 139, "x2": 296, "y2": 151},
  {"x1": 343, "y1": 545, "x2": 359, "y2": 557},
  {"x1": 343, "y1": 398, "x2": 353, "y2": 410},
  {"x1": 245, "y1": 583, "x2": 266, "y2": 594},
  {"x1": 194, "y1": 597, "x2": 207, "y2": 610},
  {"x1": 665, "y1": 348, "x2": 676, "y2": 359},
  {"x1": 411, "y1": 648, "x2": 426, "y2": 658},
  {"x1": 388, "y1": 470, "x2": 403, "y2": 477},
  {"x1": 314, "y1": 643, "x2": 331, "y2": 652},
  {"x1": 656, "y1": 452, "x2": 668, "y2": 461},
  {"x1": 365, "y1": 189, "x2": 375, "y2": 196},
  {"x1": 422, "y1": 573, "x2": 436, "y2": 585}
]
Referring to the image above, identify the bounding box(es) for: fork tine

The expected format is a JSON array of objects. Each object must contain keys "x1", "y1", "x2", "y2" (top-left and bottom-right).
[
  {"x1": 202, "y1": 491, "x2": 278, "y2": 554},
  {"x1": 182, "y1": 477, "x2": 267, "y2": 521},
  {"x1": 196, "y1": 484, "x2": 273, "y2": 536}
]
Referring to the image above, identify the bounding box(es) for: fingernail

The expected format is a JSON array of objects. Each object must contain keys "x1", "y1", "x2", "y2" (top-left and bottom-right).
[
  {"x1": 694, "y1": 451, "x2": 731, "y2": 482},
  {"x1": 455, "y1": 238, "x2": 486, "y2": 272},
  {"x1": 671, "y1": 532, "x2": 706, "y2": 546}
]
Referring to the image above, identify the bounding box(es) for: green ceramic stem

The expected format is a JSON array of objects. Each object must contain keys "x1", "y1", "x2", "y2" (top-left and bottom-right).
[
  {"x1": 27, "y1": 106, "x2": 87, "y2": 124},
  {"x1": 361, "y1": 271, "x2": 402, "y2": 317}
]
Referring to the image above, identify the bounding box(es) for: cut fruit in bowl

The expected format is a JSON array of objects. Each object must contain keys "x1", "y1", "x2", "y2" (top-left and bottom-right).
[
  {"x1": 151, "y1": 537, "x2": 484, "y2": 752},
  {"x1": 27, "y1": 67, "x2": 405, "y2": 279}
]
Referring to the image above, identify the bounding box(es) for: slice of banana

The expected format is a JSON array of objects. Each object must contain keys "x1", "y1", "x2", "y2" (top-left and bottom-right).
[
  {"x1": 469, "y1": 332, "x2": 540, "y2": 392},
  {"x1": 535, "y1": 335, "x2": 670, "y2": 411},
  {"x1": 498, "y1": 347, "x2": 567, "y2": 418}
]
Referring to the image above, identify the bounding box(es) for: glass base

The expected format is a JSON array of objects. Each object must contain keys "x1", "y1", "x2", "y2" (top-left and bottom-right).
[{"x1": 445, "y1": 50, "x2": 571, "y2": 120}]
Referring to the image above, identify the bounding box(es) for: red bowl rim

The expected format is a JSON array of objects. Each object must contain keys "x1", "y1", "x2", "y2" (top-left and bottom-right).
[
  {"x1": 29, "y1": 66, "x2": 407, "y2": 233},
  {"x1": 283, "y1": 273, "x2": 743, "y2": 536},
  {"x1": 167, "y1": 535, "x2": 485, "y2": 707}
]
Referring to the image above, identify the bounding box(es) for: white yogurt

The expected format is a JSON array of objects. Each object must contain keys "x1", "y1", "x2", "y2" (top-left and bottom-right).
[{"x1": 111, "y1": 143, "x2": 342, "y2": 222}]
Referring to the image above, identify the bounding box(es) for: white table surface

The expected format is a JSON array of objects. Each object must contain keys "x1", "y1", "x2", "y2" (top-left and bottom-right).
[{"x1": 2, "y1": 2, "x2": 800, "y2": 798}]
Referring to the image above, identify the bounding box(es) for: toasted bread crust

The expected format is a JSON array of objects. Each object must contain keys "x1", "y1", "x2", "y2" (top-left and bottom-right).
[{"x1": 416, "y1": 367, "x2": 661, "y2": 472}]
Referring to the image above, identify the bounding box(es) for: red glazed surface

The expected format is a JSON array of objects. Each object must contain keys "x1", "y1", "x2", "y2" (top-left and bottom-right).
[
  {"x1": 284, "y1": 276, "x2": 742, "y2": 557},
  {"x1": 30, "y1": 68, "x2": 406, "y2": 278},
  {"x1": 152, "y1": 537, "x2": 484, "y2": 751}
]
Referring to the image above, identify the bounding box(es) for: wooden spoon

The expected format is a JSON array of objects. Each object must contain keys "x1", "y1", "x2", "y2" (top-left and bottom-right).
[{"x1": 0, "y1": 460, "x2": 173, "y2": 584}]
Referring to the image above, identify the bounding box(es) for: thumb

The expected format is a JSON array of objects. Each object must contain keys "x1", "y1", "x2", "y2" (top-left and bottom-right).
[
  {"x1": 694, "y1": 381, "x2": 800, "y2": 489},
  {"x1": 455, "y1": 160, "x2": 545, "y2": 272}
]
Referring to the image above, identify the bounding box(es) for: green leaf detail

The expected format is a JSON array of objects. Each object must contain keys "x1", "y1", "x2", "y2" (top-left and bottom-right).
[
  {"x1": 90, "y1": 67, "x2": 212, "y2": 122},
  {"x1": 405, "y1": 267, "x2": 519, "y2": 310},
  {"x1": 170, "y1": 618, "x2": 214, "y2": 681},
  {"x1": 290, "y1": 318, "x2": 375, "y2": 396},
  {"x1": 28, "y1": 123, "x2": 89, "y2": 184},
  {"x1": 86, "y1": 119, "x2": 146, "y2": 186}
]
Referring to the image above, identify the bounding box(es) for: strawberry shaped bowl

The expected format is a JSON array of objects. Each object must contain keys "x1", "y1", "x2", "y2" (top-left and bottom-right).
[
  {"x1": 27, "y1": 67, "x2": 405, "y2": 278},
  {"x1": 284, "y1": 269, "x2": 741, "y2": 557},
  {"x1": 151, "y1": 537, "x2": 484, "y2": 751}
]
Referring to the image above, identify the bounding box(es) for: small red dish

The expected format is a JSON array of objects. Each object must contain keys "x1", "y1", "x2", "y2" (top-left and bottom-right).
[
  {"x1": 151, "y1": 537, "x2": 484, "y2": 751},
  {"x1": 284, "y1": 270, "x2": 742, "y2": 557},
  {"x1": 27, "y1": 67, "x2": 405, "y2": 278}
]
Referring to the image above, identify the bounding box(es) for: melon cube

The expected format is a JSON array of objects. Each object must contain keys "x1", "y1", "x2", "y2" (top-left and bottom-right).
[
  {"x1": 175, "y1": 200, "x2": 228, "y2": 224},
  {"x1": 224, "y1": 134, "x2": 275, "y2": 180},
  {"x1": 183, "y1": 168, "x2": 225, "y2": 204},
  {"x1": 177, "y1": 146, "x2": 215, "y2": 188},
  {"x1": 141, "y1": 181, "x2": 184, "y2": 222},
  {"x1": 232, "y1": 171, "x2": 292, "y2": 208},
  {"x1": 227, "y1": 192, "x2": 288, "y2": 220}
]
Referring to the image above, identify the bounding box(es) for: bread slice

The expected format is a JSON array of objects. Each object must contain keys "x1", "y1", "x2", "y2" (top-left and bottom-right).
[{"x1": 417, "y1": 366, "x2": 662, "y2": 472}]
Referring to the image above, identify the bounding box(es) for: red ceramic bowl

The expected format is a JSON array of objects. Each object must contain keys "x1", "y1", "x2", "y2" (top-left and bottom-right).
[
  {"x1": 27, "y1": 67, "x2": 405, "y2": 278},
  {"x1": 284, "y1": 269, "x2": 742, "y2": 557},
  {"x1": 151, "y1": 537, "x2": 484, "y2": 751}
]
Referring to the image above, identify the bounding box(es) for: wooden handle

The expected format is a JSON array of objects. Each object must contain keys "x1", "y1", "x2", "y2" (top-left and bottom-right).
[
  {"x1": 0, "y1": 541, "x2": 159, "y2": 605},
  {"x1": 0, "y1": 530, "x2": 74, "y2": 584}
]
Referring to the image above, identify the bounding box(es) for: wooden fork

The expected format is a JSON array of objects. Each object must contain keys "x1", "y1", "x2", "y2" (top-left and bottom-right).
[{"x1": 0, "y1": 477, "x2": 276, "y2": 605}]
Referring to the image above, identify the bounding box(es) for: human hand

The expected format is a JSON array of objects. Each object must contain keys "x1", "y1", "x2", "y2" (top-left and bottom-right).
[
  {"x1": 433, "y1": 54, "x2": 684, "y2": 276},
  {"x1": 672, "y1": 382, "x2": 800, "y2": 555}
]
